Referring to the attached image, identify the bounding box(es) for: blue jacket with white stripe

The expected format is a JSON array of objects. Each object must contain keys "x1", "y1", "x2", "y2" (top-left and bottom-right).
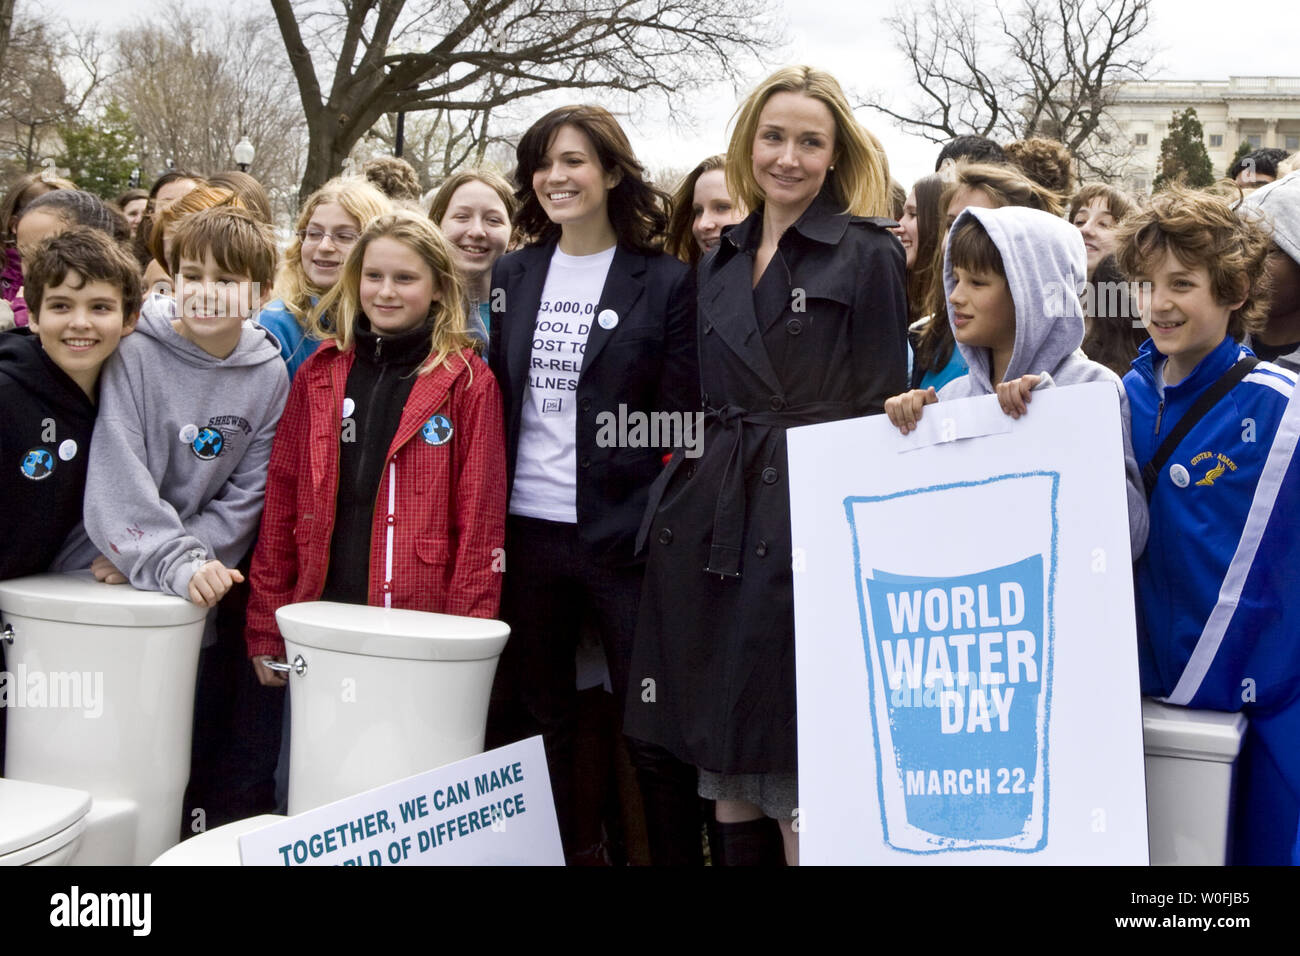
[{"x1": 1125, "y1": 334, "x2": 1300, "y2": 864}]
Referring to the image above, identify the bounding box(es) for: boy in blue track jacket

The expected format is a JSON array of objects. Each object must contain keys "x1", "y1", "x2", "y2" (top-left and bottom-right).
[{"x1": 1117, "y1": 185, "x2": 1300, "y2": 865}]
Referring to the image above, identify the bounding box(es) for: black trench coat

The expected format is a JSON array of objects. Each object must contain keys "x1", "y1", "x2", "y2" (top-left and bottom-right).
[{"x1": 624, "y1": 186, "x2": 908, "y2": 775}]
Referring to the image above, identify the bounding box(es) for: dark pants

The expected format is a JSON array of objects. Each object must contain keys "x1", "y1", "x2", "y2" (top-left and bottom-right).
[
  {"x1": 180, "y1": 557, "x2": 283, "y2": 838},
  {"x1": 488, "y1": 515, "x2": 702, "y2": 864}
]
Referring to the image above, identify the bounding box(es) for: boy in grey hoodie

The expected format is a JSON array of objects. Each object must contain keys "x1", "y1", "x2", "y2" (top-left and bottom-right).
[
  {"x1": 84, "y1": 207, "x2": 288, "y2": 606},
  {"x1": 886, "y1": 205, "x2": 1148, "y2": 557}
]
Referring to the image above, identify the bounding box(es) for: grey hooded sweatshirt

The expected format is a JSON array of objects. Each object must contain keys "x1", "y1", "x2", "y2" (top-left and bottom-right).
[
  {"x1": 1240, "y1": 170, "x2": 1300, "y2": 370},
  {"x1": 937, "y1": 205, "x2": 1148, "y2": 557},
  {"x1": 83, "y1": 293, "x2": 290, "y2": 598}
]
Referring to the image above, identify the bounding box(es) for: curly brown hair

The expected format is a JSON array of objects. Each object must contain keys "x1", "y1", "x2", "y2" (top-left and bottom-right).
[
  {"x1": 1004, "y1": 137, "x2": 1075, "y2": 198},
  {"x1": 1113, "y1": 184, "x2": 1273, "y2": 341},
  {"x1": 362, "y1": 156, "x2": 424, "y2": 204}
]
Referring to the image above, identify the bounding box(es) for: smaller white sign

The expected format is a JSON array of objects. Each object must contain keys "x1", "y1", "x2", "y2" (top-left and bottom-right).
[{"x1": 238, "y1": 737, "x2": 564, "y2": 866}]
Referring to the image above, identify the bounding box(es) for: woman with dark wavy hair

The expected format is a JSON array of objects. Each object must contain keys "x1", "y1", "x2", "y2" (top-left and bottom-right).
[{"x1": 486, "y1": 104, "x2": 702, "y2": 865}]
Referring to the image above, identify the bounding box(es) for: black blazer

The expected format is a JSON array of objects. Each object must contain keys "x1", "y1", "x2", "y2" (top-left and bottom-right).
[{"x1": 488, "y1": 239, "x2": 698, "y2": 564}]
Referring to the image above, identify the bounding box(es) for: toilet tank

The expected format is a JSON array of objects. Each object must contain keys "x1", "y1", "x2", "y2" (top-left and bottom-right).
[
  {"x1": 275, "y1": 602, "x2": 510, "y2": 815},
  {"x1": 0, "y1": 572, "x2": 208, "y2": 865},
  {"x1": 1142, "y1": 698, "x2": 1247, "y2": 866}
]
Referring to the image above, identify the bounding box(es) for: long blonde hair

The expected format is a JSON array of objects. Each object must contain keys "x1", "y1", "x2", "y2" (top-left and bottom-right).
[
  {"x1": 726, "y1": 66, "x2": 892, "y2": 218},
  {"x1": 311, "y1": 212, "x2": 477, "y2": 375},
  {"x1": 274, "y1": 178, "x2": 391, "y2": 327}
]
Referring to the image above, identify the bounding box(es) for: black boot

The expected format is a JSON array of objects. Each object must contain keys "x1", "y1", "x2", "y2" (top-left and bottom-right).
[{"x1": 707, "y1": 817, "x2": 786, "y2": 866}]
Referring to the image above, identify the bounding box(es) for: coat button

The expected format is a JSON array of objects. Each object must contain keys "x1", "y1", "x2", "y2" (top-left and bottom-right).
[
  {"x1": 579, "y1": 397, "x2": 591, "y2": 412},
  {"x1": 762, "y1": 467, "x2": 779, "y2": 485},
  {"x1": 658, "y1": 528, "x2": 673, "y2": 545},
  {"x1": 580, "y1": 456, "x2": 591, "y2": 469},
  {"x1": 769, "y1": 395, "x2": 785, "y2": 411},
  {"x1": 382, "y1": 582, "x2": 392, "y2": 592},
  {"x1": 785, "y1": 318, "x2": 803, "y2": 336},
  {"x1": 755, "y1": 540, "x2": 768, "y2": 557},
  {"x1": 386, "y1": 514, "x2": 395, "y2": 525}
]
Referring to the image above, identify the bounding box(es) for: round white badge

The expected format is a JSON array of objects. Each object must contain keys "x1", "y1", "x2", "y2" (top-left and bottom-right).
[
  {"x1": 58, "y1": 439, "x2": 77, "y2": 461},
  {"x1": 597, "y1": 309, "x2": 619, "y2": 330},
  {"x1": 1170, "y1": 463, "x2": 1191, "y2": 488},
  {"x1": 342, "y1": 397, "x2": 355, "y2": 419},
  {"x1": 179, "y1": 424, "x2": 199, "y2": 444}
]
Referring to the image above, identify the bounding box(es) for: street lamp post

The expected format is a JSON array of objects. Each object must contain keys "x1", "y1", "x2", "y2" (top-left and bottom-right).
[{"x1": 234, "y1": 137, "x2": 256, "y2": 173}]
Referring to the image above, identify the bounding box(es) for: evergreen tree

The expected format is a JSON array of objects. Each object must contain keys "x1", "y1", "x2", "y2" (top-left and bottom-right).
[
  {"x1": 1226, "y1": 140, "x2": 1252, "y2": 179},
  {"x1": 57, "y1": 102, "x2": 136, "y2": 199},
  {"x1": 1153, "y1": 107, "x2": 1214, "y2": 190}
]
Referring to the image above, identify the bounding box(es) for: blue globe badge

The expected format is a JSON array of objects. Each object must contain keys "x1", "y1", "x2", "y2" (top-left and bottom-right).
[
  {"x1": 421, "y1": 414, "x2": 453, "y2": 446},
  {"x1": 191, "y1": 427, "x2": 224, "y2": 460},
  {"x1": 20, "y1": 448, "x2": 54, "y2": 481}
]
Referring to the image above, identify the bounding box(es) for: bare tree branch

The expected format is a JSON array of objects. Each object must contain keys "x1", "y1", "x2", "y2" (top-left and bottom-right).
[
  {"x1": 278, "y1": 0, "x2": 778, "y2": 200},
  {"x1": 862, "y1": 0, "x2": 1152, "y2": 180}
]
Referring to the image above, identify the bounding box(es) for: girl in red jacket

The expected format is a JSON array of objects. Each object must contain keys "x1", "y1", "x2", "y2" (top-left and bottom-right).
[{"x1": 246, "y1": 211, "x2": 507, "y2": 684}]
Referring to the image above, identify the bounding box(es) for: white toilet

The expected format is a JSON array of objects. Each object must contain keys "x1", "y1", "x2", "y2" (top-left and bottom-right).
[
  {"x1": 153, "y1": 601, "x2": 509, "y2": 865},
  {"x1": 0, "y1": 572, "x2": 208, "y2": 866},
  {"x1": 1142, "y1": 698, "x2": 1248, "y2": 865},
  {"x1": 0, "y1": 778, "x2": 92, "y2": 865}
]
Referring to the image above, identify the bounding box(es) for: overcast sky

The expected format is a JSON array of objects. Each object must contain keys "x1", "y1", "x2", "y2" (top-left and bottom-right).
[{"x1": 38, "y1": 0, "x2": 1300, "y2": 187}]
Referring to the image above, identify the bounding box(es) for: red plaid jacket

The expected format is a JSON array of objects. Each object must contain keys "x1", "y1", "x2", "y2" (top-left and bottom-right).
[{"x1": 245, "y1": 342, "x2": 506, "y2": 659}]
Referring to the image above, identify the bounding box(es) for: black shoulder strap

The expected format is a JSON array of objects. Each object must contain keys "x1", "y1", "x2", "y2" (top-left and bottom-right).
[{"x1": 1142, "y1": 356, "x2": 1259, "y2": 498}]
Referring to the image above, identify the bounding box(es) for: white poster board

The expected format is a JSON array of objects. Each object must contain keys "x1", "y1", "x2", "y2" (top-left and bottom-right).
[
  {"x1": 238, "y1": 736, "x2": 563, "y2": 866},
  {"x1": 788, "y1": 383, "x2": 1148, "y2": 864}
]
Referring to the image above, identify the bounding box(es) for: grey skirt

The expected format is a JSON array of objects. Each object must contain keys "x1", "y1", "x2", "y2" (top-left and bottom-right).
[{"x1": 697, "y1": 769, "x2": 798, "y2": 821}]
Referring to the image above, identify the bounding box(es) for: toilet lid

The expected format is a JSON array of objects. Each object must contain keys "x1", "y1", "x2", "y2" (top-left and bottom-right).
[
  {"x1": 1142, "y1": 698, "x2": 1248, "y2": 762},
  {"x1": 0, "y1": 778, "x2": 92, "y2": 856},
  {"x1": 277, "y1": 602, "x2": 510, "y2": 662},
  {"x1": 151, "y1": 815, "x2": 286, "y2": 866},
  {"x1": 0, "y1": 571, "x2": 208, "y2": 628}
]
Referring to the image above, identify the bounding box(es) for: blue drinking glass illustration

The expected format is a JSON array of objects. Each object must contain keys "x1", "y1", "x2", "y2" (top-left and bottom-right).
[{"x1": 844, "y1": 471, "x2": 1058, "y2": 854}]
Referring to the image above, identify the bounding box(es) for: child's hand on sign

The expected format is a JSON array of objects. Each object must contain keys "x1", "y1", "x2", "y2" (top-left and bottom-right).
[
  {"x1": 996, "y1": 374, "x2": 1043, "y2": 420},
  {"x1": 885, "y1": 387, "x2": 938, "y2": 435}
]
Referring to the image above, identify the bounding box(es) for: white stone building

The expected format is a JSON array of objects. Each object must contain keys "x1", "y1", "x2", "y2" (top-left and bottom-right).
[{"x1": 1109, "y1": 76, "x2": 1300, "y2": 193}]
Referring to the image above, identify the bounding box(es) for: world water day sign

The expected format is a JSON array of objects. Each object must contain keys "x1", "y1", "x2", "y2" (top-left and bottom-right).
[{"x1": 788, "y1": 385, "x2": 1148, "y2": 864}]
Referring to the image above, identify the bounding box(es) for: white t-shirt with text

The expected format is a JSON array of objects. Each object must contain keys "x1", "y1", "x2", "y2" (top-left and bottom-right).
[{"x1": 510, "y1": 245, "x2": 616, "y2": 522}]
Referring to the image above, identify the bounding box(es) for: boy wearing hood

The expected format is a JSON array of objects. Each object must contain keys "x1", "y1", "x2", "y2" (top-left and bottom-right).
[
  {"x1": 1116, "y1": 186, "x2": 1300, "y2": 865},
  {"x1": 1240, "y1": 170, "x2": 1300, "y2": 371},
  {"x1": 84, "y1": 207, "x2": 288, "y2": 607},
  {"x1": 0, "y1": 228, "x2": 140, "y2": 581},
  {"x1": 886, "y1": 205, "x2": 1148, "y2": 557}
]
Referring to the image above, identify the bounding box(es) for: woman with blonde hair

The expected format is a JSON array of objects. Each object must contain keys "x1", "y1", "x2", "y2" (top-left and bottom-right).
[
  {"x1": 626, "y1": 65, "x2": 908, "y2": 865},
  {"x1": 256, "y1": 178, "x2": 391, "y2": 379}
]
